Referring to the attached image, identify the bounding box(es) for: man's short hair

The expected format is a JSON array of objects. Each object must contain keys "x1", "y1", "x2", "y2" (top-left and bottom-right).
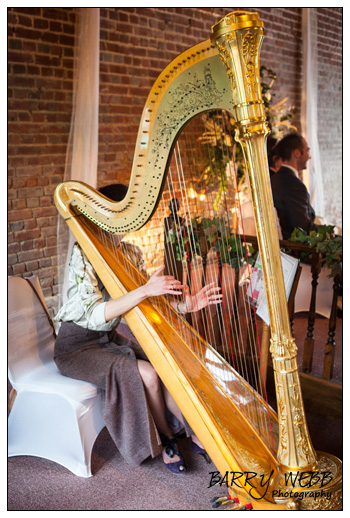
[
  {"x1": 98, "y1": 183, "x2": 128, "y2": 202},
  {"x1": 274, "y1": 132, "x2": 305, "y2": 161}
]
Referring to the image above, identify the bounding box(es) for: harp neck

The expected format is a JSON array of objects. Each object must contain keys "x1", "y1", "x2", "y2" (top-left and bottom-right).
[{"x1": 55, "y1": 37, "x2": 236, "y2": 233}]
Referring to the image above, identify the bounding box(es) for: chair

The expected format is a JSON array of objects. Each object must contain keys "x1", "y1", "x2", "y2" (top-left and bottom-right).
[{"x1": 8, "y1": 275, "x2": 105, "y2": 477}]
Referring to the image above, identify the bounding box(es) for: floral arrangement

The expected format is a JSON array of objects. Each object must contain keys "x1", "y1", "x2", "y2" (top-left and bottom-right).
[
  {"x1": 260, "y1": 65, "x2": 297, "y2": 138},
  {"x1": 194, "y1": 66, "x2": 296, "y2": 206}
]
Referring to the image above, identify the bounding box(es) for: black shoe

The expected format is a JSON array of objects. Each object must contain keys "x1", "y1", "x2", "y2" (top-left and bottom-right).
[{"x1": 161, "y1": 436, "x2": 186, "y2": 474}]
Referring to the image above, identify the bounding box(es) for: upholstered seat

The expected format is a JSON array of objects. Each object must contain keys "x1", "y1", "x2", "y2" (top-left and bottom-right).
[{"x1": 8, "y1": 276, "x2": 105, "y2": 477}]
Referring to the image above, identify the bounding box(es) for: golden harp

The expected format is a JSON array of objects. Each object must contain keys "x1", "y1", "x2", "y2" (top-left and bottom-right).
[{"x1": 54, "y1": 11, "x2": 342, "y2": 510}]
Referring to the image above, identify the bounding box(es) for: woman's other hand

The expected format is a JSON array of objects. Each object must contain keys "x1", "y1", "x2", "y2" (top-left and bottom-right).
[{"x1": 182, "y1": 282, "x2": 222, "y2": 313}]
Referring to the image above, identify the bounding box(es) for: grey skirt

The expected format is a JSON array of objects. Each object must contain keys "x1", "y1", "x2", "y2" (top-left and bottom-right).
[{"x1": 54, "y1": 321, "x2": 162, "y2": 466}]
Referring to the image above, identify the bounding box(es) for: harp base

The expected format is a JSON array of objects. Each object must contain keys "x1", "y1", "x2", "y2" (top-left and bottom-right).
[{"x1": 223, "y1": 451, "x2": 342, "y2": 510}]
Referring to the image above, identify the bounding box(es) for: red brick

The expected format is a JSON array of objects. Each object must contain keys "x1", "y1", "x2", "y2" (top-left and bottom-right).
[
  {"x1": 8, "y1": 208, "x2": 33, "y2": 221},
  {"x1": 17, "y1": 248, "x2": 44, "y2": 262},
  {"x1": 14, "y1": 228, "x2": 41, "y2": 241},
  {"x1": 25, "y1": 260, "x2": 40, "y2": 272},
  {"x1": 32, "y1": 206, "x2": 57, "y2": 218},
  {"x1": 20, "y1": 240, "x2": 34, "y2": 251},
  {"x1": 11, "y1": 264, "x2": 26, "y2": 275},
  {"x1": 8, "y1": 51, "x2": 35, "y2": 64},
  {"x1": 39, "y1": 257, "x2": 52, "y2": 268},
  {"x1": 11, "y1": 199, "x2": 27, "y2": 210},
  {"x1": 8, "y1": 254, "x2": 18, "y2": 266}
]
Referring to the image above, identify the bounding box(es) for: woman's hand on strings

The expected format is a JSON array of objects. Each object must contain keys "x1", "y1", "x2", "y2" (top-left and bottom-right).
[
  {"x1": 144, "y1": 265, "x2": 183, "y2": 298},
  {"x1": 183, "y1": 282, "x2": 222, "y2": 313},
  {"x1": 105, "y1": 266, "x2": 182, "y2": 322}
]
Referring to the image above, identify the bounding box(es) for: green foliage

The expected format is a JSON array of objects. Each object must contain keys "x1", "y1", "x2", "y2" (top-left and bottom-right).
[
  {"x1": 260, "y1": 65, "x2": 277, "y2": 111},
  {"x1": 197, "y1": 112, "x2": 239, "y2": 208},
  {"x1": 166, "y1": 222, "x2": 195, "y2": 262},
  {"x1": 166, "y1": 216, "x2": 256, "y2": 272},
  {"x1": 197, "y1": 66, "x2": 295, "y2": 206},
  {"x1": 289, "y1": 225, "x2": 342, "y2": 278}
]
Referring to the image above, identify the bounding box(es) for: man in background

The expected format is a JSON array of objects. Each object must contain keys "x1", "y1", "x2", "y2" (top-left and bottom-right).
[{"x1": 270, "y1": 132, "x2": 318, "y2": 239}]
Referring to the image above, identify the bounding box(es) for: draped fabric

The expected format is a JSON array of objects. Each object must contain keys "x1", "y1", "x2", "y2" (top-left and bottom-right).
[
  {"x1": 301, "y1": 7, "x2": 325, "y2": 219},
  {"x1": 57, "y1": 8, "x2": 100, "y2": 307}
]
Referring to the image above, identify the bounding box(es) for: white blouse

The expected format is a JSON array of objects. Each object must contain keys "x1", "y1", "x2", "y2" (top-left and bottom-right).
[
  {"x1": 55, "y1": 241, "x2": 147, "y2": 332},
  {"x1": 55, "y1": 243, "x2": 118, "y2": 331}
]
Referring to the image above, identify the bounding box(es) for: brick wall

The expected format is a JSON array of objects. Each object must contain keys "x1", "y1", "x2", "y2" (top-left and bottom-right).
[
  {"x1": 8, "y1": 7, "x2": 76, "y2": 312},
  {"x1": 8, "y1": 7, "x2": 342, "y2": 315}
]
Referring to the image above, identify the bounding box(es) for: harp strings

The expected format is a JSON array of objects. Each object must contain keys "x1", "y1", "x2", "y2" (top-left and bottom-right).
[
  {"x1": 81, "y1": 110, "x2": 275, "y2": 452},
  {"x1": 222, "y1": 112, "x2": 273, "y2": 443},
  {"x1": 165, "y1": 110, "x2": 273, "y2": 443},
  {"x1": 219, "y1": 111, "x2": 266, "y2": 398},
  {"x1": 164, "y1": 145, "x2": 205, "y2": 361},
  {"x1": 220, "y1": 111, "x2": 274, "y2": 446},
  {"x1": 192, "y1": 117, "x2": 236, "y2": 371},
  {"x1": 191, "y1": 117, "x2": 234, "y2": 370},
  {"x1": 219, "y1": 113, "x2": 272, "y2": 437},
  {"x1": 194, "y1": 113, "x2": 260, "y2": 425}
]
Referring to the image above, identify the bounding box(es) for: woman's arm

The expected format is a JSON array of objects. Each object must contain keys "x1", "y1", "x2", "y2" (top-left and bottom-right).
[
  {"x1": 104, "y1": 265, "x2": 183, "y2": 322},
  {"x1": 104, "y1": 263, "x2": 222, "y2": 322}
]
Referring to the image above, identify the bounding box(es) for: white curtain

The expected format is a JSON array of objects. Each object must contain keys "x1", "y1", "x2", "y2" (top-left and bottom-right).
[
  {"x1": 301, "y1": 7, "x2": 325, "y2": 219},
  {"x1": 57, "y1": 8, "x2": 100, "y2": 307},
  {"x1": 64, "y1": 7, "x2": 100, "y2": 187}
]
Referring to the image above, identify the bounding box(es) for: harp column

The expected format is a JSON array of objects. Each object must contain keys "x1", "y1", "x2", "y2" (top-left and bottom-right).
[{"x1": 211, "y1": 12, "x2": 318, "y2": 475}]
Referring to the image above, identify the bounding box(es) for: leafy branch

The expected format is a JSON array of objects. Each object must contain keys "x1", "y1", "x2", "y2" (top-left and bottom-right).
[{"x1": 289, "y1": 225, "x2": 342, "y2": 278}]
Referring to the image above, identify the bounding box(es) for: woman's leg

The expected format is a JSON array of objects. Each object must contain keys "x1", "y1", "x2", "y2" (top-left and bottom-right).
[
  {"x1": 137, "y1": 360, "x2": 173, "y2": 437},
  {"x1": 137, "y1": 360, "x2": 185, "y2": 470},
  {"x1": 161, "y1": 382, "x2": 204, "y2": 450}
]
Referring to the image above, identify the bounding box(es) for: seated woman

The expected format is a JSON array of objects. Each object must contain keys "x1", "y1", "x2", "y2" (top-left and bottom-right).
[{"x1": 54, "y1": 184, "x2": 222, "y2": 474}]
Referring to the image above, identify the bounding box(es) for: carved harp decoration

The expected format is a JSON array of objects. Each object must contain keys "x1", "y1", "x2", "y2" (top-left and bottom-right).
[{"x1": 55, "y1": 11, "x2": 341, "y2": 510}]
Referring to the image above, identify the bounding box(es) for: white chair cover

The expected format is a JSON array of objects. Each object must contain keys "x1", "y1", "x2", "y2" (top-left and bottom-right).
[{"x1": 8, "y1": 276, "x2": 105, "y2": 477}]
